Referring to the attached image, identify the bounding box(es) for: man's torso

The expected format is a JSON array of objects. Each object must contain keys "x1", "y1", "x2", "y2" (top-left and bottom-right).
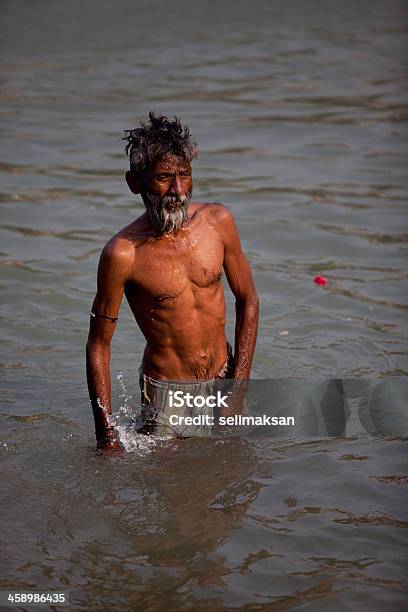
[{"x1": 115, "y1": 203, "x2": 229, "y2": 380}]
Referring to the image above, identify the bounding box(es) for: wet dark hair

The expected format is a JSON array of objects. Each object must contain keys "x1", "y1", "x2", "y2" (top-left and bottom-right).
[{"x1": 123, "y1": 112, "x2": 199, "y2": 179}]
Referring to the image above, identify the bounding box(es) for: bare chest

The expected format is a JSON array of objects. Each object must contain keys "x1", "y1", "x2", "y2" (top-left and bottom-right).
[{"x1": 129, "y1": 228, "x2": 224, "y2": 300}]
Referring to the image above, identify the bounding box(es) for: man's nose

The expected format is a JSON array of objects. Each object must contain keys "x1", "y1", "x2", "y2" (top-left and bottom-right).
[{"x1": 170, "y1": 174, "x2": 183, "y2": 197}]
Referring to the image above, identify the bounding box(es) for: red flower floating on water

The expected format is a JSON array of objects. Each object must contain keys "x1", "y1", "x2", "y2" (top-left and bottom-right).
[{"x1": 314, "y1": 275, "x2": 328, "y2": 286}]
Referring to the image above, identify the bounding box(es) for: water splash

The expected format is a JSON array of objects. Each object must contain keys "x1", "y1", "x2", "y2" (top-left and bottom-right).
[
  {"x1": 111, "y1": 372, "x2": 173, "y2": 454},
  {"x1": 116, "y1": 425, "x2": 172, "y2": 455}
]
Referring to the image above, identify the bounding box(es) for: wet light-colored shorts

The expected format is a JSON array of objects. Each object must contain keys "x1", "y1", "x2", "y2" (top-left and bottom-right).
[{"x1": 136, "y1": 343, "x2": 234, "y2": 437}]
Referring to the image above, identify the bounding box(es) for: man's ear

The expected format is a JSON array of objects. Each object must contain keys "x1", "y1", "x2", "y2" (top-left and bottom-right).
[{"x1": 126, "y1": 171, "x2": 141, "y2": 194}]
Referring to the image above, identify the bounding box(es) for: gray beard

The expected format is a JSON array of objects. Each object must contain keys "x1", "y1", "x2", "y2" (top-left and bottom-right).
[{"x1": 143, "y1": 190, "x2": 191, "y2": 234}]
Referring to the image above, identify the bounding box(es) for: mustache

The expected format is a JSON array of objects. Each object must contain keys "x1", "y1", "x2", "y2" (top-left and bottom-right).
[
  {"x1": 162, "y1": 194, "x2": 189, "y2": 207},
  {"x1": 143, "y1": 189, "x2": 192, "y2": 234}
]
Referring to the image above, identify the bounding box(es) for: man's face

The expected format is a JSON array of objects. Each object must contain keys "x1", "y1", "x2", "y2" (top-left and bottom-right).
[{"x1": 141, "y1": 154, "x2": 193, "y2": 234}]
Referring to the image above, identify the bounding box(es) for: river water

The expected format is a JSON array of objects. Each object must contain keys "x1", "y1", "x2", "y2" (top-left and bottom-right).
[{"x1": 1, "y1": 1, "x2": 407, "y2": 610}]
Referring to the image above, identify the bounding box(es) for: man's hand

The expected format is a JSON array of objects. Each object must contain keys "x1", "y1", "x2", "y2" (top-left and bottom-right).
[
  {"x1": 97, "y1": 439, "x2": 123, "y2": 452},
  {"x1": 219, "y1": 380, "x2": 248, "y2": 418},
  {"x1": 96, "y1": 428, "x2": 123, "y2": 452}
]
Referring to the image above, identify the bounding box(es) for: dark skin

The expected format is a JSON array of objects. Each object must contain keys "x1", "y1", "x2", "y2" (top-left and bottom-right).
[{"x1": 86, "y1": 154, "x2": 259, "y2": 451}]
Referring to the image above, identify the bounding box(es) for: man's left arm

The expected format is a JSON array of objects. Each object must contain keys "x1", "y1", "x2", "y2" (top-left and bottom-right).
[{"x1": 217, "y1": 205, "x2": 259, "y2": 380}]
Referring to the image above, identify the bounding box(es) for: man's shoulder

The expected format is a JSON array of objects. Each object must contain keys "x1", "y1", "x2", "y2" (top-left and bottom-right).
[
  {"x1": 195, "y1": 202, "x2": 235, "y2": 225},
  {"x1": 194, "y1": 203, "x2": 240, "y2": 249},
  {"x1": 102, "y1": 215, "x2": 150, "y2": 260},
  {"x1": 99, "y1": 234, "x2": 135, "y2": 271}
]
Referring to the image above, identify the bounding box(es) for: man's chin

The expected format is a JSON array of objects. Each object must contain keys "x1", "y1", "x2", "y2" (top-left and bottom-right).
[
  {"x1": 143, "y1": 192, "x2": 190, "y2": 234},
  {"x1": 161, "y1": 208, "x2": 189, "y2": 233},
  {"x1": 166, "y1": 204, "x2": 182, "y2": 211}
]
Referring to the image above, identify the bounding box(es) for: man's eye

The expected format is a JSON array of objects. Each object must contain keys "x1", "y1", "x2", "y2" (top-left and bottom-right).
[{"x1": 154, "y1": 172, "x2": 190, "y2": 181}]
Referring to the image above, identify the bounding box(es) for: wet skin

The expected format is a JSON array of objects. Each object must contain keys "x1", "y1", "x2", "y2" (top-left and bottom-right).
[{"x1": 86, "y1": 155, "x2": 259, "y2": 450}]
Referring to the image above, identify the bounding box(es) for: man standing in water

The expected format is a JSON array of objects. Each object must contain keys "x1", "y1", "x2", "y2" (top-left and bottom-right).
[{"x1": 86, "y1": 112, "x2": 259, "y2": 450}]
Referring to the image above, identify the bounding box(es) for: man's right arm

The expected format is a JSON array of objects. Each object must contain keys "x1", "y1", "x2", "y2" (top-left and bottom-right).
[{"x1": 86, "y1": 239, "x2": 131, "y2": 451}]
